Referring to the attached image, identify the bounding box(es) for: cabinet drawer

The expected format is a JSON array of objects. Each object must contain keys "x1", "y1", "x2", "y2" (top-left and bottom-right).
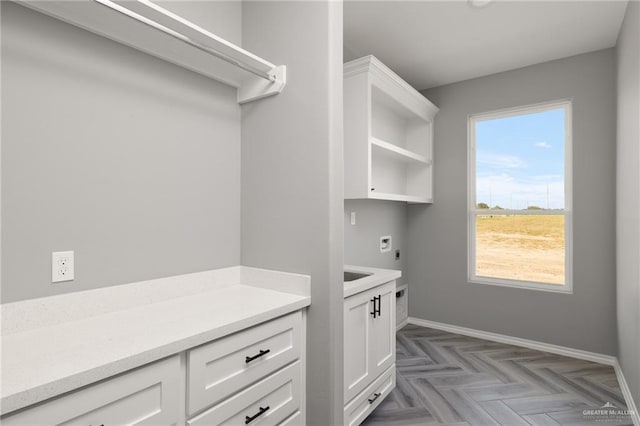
[
  {"x1": 188, "y1": 311, "x2": 302, "y2": 414},
  {"x1": 279, "y1": 410, "x2": 302, "y2": 425},
  {"x1": 188, "y1": 361, "x2": 301, "y2": 426},
  {"x1": 2, "y1": 356, "x2": 181, "y2": 426},
  {"x1": 344, "y1": 364, "x2": 395, "y2": 426}
]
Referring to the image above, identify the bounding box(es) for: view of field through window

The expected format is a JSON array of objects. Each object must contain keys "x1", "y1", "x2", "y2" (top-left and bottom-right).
[
  {"x1": 472, "y1": 103, "x2": 569, "y2": 286},
  {"x1": 475, "y1": 215, "x2": 565, "y2": 285}
]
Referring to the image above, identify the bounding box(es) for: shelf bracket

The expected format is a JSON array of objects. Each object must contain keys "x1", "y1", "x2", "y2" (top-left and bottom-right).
[{"x1": 238, "y1": 65, "x2": 287, "y2": 104}]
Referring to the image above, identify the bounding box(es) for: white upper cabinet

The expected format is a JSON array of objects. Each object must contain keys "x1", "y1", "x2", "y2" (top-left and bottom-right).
[{"x1": 344, "y1": 56, "x2": 439, "y2": 203}]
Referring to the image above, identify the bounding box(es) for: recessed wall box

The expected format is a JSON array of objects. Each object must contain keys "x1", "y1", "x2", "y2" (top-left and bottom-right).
[{"x1": 380, "y1": 236, "x2": 392, "y2": 253}]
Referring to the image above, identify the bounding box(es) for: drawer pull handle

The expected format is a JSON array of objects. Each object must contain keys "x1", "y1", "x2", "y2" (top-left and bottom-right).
[
  {"x1": 245, "y1": 349, "x2": 271, "y2": 363},
  {"x1": 368, "y1": 392, "x2": 381, "y2": 404},
  {"x1": 245, "y1": 406, "x2": 270, "y2": 424}
]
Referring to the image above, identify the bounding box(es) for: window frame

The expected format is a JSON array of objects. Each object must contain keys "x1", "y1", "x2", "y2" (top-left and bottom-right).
[{"x1": 467, "y1": 99, "x2": 573, "y2": 294}]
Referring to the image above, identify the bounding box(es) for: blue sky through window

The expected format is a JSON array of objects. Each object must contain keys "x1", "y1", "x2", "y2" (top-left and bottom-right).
[{"x1": 475, "y1": 107, "x2": 565, "y2": 210}]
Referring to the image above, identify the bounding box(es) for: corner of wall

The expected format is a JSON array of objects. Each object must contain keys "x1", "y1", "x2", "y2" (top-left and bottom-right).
[{"x1": 616, "y1": 0, "x2": 640, "y2": 408}]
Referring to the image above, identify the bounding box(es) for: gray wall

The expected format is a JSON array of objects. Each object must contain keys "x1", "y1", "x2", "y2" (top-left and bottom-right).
[
  {"x1": 241, "y1": 2, "x2": 344, "y2": 424},
  {"x1": 1, "y1": 2, "x2": 242, "y2": 302},
  {"x1": 344, "y1": 200, "x2": 407, "y2": 283},
  {"x1": 408, "y1": 49, "x2": 617, "y2": 355},
  {"x1": 616, "y1": 0, "x2": 640, "y2": 405}
]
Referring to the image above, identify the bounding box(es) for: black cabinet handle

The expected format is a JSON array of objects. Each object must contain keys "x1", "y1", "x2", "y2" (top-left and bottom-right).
[
  {"x1": 370, "y1": 296, "x2": 382, "y2": 318},
  {"x1": 368, "y1": 392, "x2": 381, "y2": 404},
  {"x1": 245, "y1": 406, "x2": 270, "y2": 424},
  {"x1": 245, "y1": 349, "x2": 270, "y2": 363}
]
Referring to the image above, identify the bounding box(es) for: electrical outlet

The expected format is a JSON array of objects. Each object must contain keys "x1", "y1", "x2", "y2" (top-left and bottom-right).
[
  {"x1": 52, "y1": 251, "x2": 74, "y2": 283},
  {"x1": 350, "y1": 212, "x2": 356, "y2": 225}
]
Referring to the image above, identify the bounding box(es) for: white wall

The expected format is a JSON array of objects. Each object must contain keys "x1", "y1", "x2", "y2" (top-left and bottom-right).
[
  {"x1": 616, "y1": 0, "x2": 640, "y2": 406},
  {"x1": 344, "y1": 200, "x2": 407, "y2": 282},
  {"x1": 241, "y1": 2, "x2": 344, "y2": 424},
  {"x1": 2, "y1": 1, "x2": 346, "y2": 419},
  {"x1": 408, "y1": 49, "x2": 618, "y2": 355},
  {"x1": 1, "y1": 2, "x2": 242, "y2": 302}
]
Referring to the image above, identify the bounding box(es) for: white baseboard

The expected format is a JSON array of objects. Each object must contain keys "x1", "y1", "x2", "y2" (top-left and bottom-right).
[
  {"x1": 614, "y1": 360, "x2": 640, "y2": 426},
  {"x1": 408, "y1": 317, "x2": 639, "y2": 425},
  {"x1": 408, "y1": 317, "x2": 616, "y2": 365},
  {"x1": 396, "y1": 318, "x2": 409, "y2": 331}
]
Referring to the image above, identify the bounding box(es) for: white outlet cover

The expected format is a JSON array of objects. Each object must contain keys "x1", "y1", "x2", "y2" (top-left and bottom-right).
[{"x1": 52, "y1": 251, "x2": 74, "y2": 283}]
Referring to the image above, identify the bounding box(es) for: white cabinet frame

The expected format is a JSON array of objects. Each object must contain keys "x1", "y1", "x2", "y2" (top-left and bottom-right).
[{"x1": 344, "y1": 56, "x2": 439, "y2": 203}]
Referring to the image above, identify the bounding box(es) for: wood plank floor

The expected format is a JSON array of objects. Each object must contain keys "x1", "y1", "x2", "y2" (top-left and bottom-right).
[{"x1": 363, "y1": 324, "x2": 632, "y2": 426}]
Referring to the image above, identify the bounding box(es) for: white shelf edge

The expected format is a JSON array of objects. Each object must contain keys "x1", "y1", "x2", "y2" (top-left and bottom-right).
[
  {"x1": 104, "y1": 0, "x2": 276, "y2": 74},
  {"x1": 368, "y1": 192, "x2": 432, "y2": 204},
  {"x1": 370, "y1": 137, "x2": 430, "y2": 165},
  {"x1": 16, "y1": 0, "x2": 287, "y2": 104}
]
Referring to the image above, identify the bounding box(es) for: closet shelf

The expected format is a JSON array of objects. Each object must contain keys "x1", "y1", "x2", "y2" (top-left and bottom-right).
[
  {"x1": 17, "y1": 0, "x2": 287, "y2": 104},
  {"x1": 371, "y1": 137, "x2": 431, "y2": 165}
]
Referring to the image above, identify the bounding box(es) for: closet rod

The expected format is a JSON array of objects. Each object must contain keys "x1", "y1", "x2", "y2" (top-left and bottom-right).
[{"x1": 94, "y1": 0, "x2": 277, "y2": 82}]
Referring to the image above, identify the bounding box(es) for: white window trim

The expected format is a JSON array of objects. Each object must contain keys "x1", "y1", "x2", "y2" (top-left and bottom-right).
[{"x1": 467, "y1": 99, "x2": 573, "y2": 294}]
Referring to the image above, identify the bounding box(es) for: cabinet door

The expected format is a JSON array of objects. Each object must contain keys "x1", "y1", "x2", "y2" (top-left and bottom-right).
[
  {"x1": 344, "y1": 288, "x2": 374, "y2": 403},
  {"x1": 2, "y1": 356, "x2": 181, "y2": 426},
  {"x1": 370, "y1": 281, "x2": 396, "y2": 379}
]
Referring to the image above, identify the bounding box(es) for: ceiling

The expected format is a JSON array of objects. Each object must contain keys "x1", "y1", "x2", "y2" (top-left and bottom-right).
[{"x1": 344, "y1": 0, "x2": 629, "y2": 90}]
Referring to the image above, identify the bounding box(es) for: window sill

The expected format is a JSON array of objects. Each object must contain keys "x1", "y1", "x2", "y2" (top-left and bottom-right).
[{"x1": 469, "y1": 277, "x2": 573, "y2": 294}]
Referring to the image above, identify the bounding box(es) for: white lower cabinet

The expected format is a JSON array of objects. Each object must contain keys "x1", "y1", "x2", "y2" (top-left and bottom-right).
[
  {"x1": 2, "y1": 311, "x2": 306, "y2": 426},
  {"x1": 344, "y1": 280, "x2": 396, "y2": 425},
  {"x1": 2, "y1": 356, "x2": 182, "y2": 426}
]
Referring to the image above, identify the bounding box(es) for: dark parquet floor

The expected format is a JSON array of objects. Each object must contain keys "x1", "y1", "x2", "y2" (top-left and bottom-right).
[{"x1": 363, "y1": 324, "x2": 632, "y2": 426}]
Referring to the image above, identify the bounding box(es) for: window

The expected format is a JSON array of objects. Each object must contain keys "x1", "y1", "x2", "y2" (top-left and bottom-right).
[{"x1": 468, "y1": 100, "x2": 572, "y2": 293}]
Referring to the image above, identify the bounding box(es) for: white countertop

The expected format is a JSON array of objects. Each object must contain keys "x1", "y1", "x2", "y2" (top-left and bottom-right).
[
  {"x1": 344, "y1": 265, "x2": 402, "y2": 298},
  {"x1": 0, "y1": 266, "x2": 310, "y2": 415}
]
